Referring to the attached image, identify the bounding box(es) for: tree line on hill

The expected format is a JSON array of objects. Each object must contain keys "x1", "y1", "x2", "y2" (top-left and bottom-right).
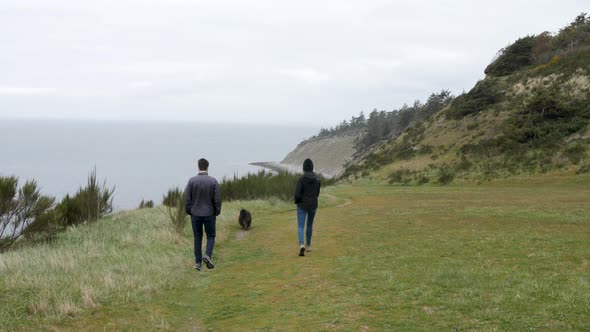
[
  {"x1": 313, "y1": 89, "x2": 454, "y2": 150},
  {"x1": 485, "y1": 13, "x2": 590, "y2": 78},
  {"x1": 313, "y1": 13, "x2": 590, "y2": 150}
]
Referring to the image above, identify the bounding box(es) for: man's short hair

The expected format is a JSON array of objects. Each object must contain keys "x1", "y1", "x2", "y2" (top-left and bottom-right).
[{"x1": 198, "y1": 158, "x2": 209, "y2": 171}]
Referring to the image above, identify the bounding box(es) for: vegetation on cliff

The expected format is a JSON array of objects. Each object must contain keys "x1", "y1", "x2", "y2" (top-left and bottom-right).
[{"x1": 341, "y1": 14, "x2": 590, "y2": 184}]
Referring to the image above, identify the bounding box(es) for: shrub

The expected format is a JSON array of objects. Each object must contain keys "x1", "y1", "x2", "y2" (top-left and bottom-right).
[
  {"x1": 21, "y1": 209, "x2": 64, "y2": 243},
  {"x1": 455, "y1": 157, "x2": 474, "y2": 172},
  {"x1": 138, "y1": 199, "x2": 155, "y2": 209},
  {"x1": 436, "y1": 164, "x2": 456, "y2": 185},
  {"x1": 0, "y1": 176, "x2": 54, "y2": 251},
  {"x1": 564, "y1": 144, "x2": 588, "y2": 164},
  {"x1": 75, "y1": 169, "x2": 115, "y2": 223},
  {"x1": 166, "y1": 195, "x2": 187, "y2": 235},
  {"x1": 162, "y1": 187, "x2": 183, "y2": 207},
  {"x1": 485, "y1": 36, "x2": 534, "y2": 77},
  {"x1": 388, "y1": 169, "x2": 414, "y2": 185},
  {"x1": 532, "y1": 32, "x2": 554, "y2": 63},
  {"x1": 54, "y1": 194, "x2": 83, "y2": 226},
  {"x1": 54, "y1": 169, "x2": 114, "y2": 226},
  {"x1": 418, "y1": 145, "x2": 433, "y2": 154},
  {"x1": 416, "y1": 175, "x2": 430, "y2": 185},
  {"x1": 507, "y1": 87, "x2": 590, "y2": 147},
  {"x1": 552, "y1": 13, "x2": 590, "y2": 51},
  {"x1": 221, "y1": 170, "x2": 335, "y2": 202},
  {"x1": 342, "y1": 164, "x2": 364, "y2": 178},
  {"x1": 576, "y1": 163, "x2": 590, "y2": 174},
  {"x1": 446, "y1": 79, "x2": 501, "y2": 119}
]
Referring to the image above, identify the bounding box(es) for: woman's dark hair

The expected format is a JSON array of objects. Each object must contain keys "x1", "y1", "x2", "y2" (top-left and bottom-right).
[
  {"x1": 198, "y1": 158, "x2": 209, "y2": 171},
  {"x1": 303, "y1": 158, "x2": 314, "y2": 172}
]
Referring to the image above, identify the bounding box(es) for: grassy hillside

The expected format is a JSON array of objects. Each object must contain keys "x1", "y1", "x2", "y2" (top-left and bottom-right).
[
  {"x1": 1, "y1": 175, "x2": 588, "y2": 330},
  {"x1": 344, "y1": 15, "x2": 590, "y2": 183}
]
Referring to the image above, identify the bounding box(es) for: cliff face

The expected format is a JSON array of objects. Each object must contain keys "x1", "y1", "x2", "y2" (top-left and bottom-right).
[{"x1": 280, "y1": 130, "x2": 362, "y2": 178}]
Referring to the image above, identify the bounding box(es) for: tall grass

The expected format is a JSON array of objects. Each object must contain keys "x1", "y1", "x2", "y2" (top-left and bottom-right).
[
  {"x1": 0, "y1": 199, "x2": 286, "y2": 330},
  {"x1": 220, "y1": 170, "x2": 335, "y2": 202}
]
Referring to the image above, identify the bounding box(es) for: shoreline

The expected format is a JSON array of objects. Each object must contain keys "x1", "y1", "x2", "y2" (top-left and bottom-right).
[
  {"x1": 250, "y1": 161, "x2": 336, "y2": 179},
  {"x1": 249, "y1": 162, "x2": 302, "y2": 174}
]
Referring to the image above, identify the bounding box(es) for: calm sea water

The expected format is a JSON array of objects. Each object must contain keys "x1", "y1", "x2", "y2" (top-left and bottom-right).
[{"x1": 0, "y1": 119, "x2": 318, "y2": 209}]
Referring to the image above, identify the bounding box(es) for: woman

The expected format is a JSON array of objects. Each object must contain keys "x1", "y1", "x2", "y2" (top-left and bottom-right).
[{"x1": 294, "y1": 158, "x2": 321, "y2": 256}]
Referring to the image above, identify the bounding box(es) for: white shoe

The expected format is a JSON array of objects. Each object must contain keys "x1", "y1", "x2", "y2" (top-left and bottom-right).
[
  {"x1": 305, "y1": 245, "x2": 311, "y2": 252},
  {"x1": 299, "y1": 245, "x2": 305, "y2": 256}
]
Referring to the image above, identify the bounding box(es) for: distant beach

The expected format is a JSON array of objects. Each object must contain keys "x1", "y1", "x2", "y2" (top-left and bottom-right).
[{"x1": 249, "y1": 161, "x2": 302, "y2": 174}]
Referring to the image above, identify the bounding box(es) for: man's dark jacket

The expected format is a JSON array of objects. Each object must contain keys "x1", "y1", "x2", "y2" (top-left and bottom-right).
[
  {"x1": 294, "y1": 172, "x2": 321, "y2": 211},
  {"x1": 185, "y1": 172, "x2": 222, "y2": 217}
]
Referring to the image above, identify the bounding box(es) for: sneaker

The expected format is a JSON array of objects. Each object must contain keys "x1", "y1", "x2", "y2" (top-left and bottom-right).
[
  {"x1": 203, "y1": 256, "x2": 215, "y2": 269},
  {"x1": 305, "y1": 245, "x2": 311, "y2": 252},
  {"x1": 194, "y1": 262, "x2": 202, "y2": 271},
  {"x1": 299, "y1": 245, "x2": 305, "y2": 257}
]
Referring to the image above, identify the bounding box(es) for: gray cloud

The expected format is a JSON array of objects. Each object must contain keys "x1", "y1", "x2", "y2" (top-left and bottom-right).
[{"x1": 0, "y1": 0, "x2": 586, "y2": 125}]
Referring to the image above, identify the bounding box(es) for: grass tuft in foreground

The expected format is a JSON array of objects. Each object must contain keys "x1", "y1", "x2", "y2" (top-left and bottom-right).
[{"x1": 0, "y1": 199, "x2": 292, "y2": 330}]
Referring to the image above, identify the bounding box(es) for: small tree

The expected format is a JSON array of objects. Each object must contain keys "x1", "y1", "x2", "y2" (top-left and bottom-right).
[
  {"x1": 162, "y1": 187, "x2": 183, "y2": 207},
  {"x1": 53, "y1": 169, "x2": 115, "y2": 227},
  {"x1": 138, "y1": 199, "x2": 155, "y2": 209},
  {"x1": 532, "y1": 32, "x2": 554, "y2": 63},
  {"x1": 167, "y1": 195, "x2": 187, "y2": 235},
  {"x1": 76, "y1": 168, "x2": 115, "y2": 223},
  {"x1": 0, "y1": 176, "x2": 54, "y2": 251},
  {"x1": 436, "y1": 164, "x2": 456, "y2": 185}
]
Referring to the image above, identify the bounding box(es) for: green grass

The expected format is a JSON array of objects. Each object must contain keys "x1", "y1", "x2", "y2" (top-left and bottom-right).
[{"x1": 1, "y1": 176, "x2": 589, "y2": 330}]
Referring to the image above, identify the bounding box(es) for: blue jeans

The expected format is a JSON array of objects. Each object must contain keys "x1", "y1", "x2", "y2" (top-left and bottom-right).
[
  {"x1": 191, "y1": 215, "x2": 216, "y2": 263},
  {"x1": 297, "y1": 207, "x2": 317, "y2": 246}
]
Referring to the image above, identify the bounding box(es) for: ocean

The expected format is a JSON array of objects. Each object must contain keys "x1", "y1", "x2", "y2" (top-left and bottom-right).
[{"x1": 0, "y1": 119, "x2": 319, "y2": 210}]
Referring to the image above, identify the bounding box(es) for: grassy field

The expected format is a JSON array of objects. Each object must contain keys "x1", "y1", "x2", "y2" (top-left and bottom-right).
[{"x1": 1, "y1": 175, "x2": 589, "y2": 331}]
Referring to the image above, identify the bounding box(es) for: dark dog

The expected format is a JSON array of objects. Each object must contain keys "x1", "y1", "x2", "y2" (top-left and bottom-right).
[{"x1": 238, "y1": 209, "x2": 252, "y2": 230}]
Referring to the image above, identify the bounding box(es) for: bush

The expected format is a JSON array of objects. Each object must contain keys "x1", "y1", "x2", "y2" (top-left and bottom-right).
[
  {"x1": 166, "y1": 195, "x2": 187, "y2": 235},
  {"x1": 416, "y1": 175, "x2": 430, "y2": 185},
  {"x1": 564, "y1": 144, "x2": 588, "y2": 165},
  {"x1": 0, "y1": 176, "x2": 54, "y2": 251},
  {"x1": 162, "y1": 187, "x2": 183, "y2": 207},
  {"x1": 446, "y1": 79, "x2": 501, "y2": 119},
  {"x1": 576, "y1": 163, "x2": 590, "y2": 174},
  {"x1": 75, "y1": 169, "x2": 115, "y2": 223},
  {"x1": 221, "y1": 170, "x2": 335, "y2": 202},
  {"x1": 485, "y1": 36, "x2": 534, "y2": 77},
  {"x1": 54, "y1": 169, "x2": 115, "y2": 226},
  {"x1": 552, "y1": 13, "x2": 590, "y2": 51},
  {"x1": 507, "y1": 87, "x2": 590, "y2": 147},
  {"x1": 388, "y1": 169, "x2": 414, "y2": 185},
  {"x1": 138, "y1": 199, "x2": 155, "y2": 209},
  {"x1": 455, "y1": 157, "x2": 474, "y2": 172},
  {"x1": 436, "y1": 164, "x2": 456, "y2": 185},
  {"x1": 21, "y1": 209, "x2": 64, "y2": 243},
  {"x1": 54, "y1": 194, "x2": 83, "y2": 226}
]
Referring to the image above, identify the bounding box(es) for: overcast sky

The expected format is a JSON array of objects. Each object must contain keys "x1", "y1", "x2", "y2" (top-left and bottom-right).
[{"x1": 0, "y1": 1, "x2": 586, "y2": 126}]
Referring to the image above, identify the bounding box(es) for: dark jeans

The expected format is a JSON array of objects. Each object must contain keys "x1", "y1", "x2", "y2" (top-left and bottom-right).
[
  {"x1": 191, "y1": 215, "x2": 216, "y2": 263},
  {"x1": 297, "y1": 207, "x2": 317, "y2": 246}
]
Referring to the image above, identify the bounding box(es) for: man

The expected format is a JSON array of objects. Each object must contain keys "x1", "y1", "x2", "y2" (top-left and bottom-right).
[
  {"x1": 294, "y1": 158, "x2": 321, "y2": 257},
  {"x1": 185, "y1": 158, "x2": 222, "y2": 271}
]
